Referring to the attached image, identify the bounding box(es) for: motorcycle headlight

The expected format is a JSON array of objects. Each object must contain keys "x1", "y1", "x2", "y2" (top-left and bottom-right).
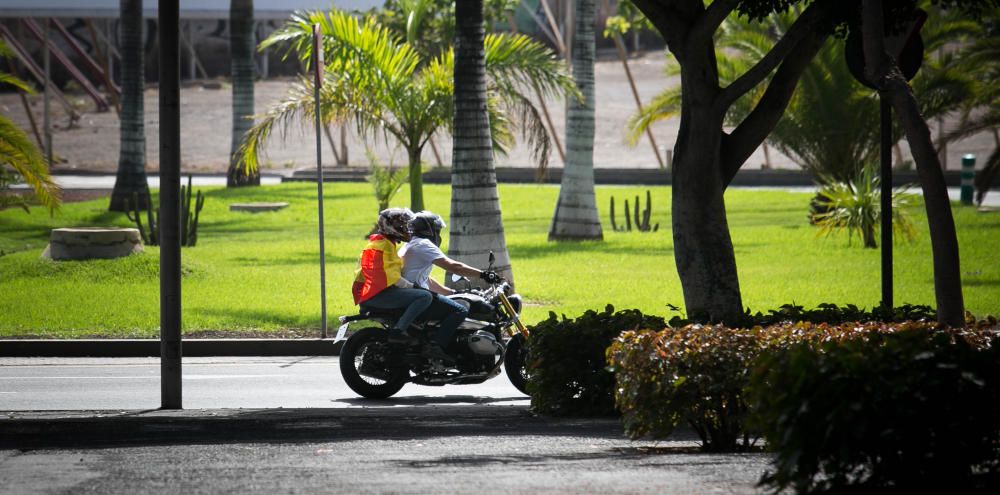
[{"x1": 507, "y1": 294, "x2": 522, "y2": 316}]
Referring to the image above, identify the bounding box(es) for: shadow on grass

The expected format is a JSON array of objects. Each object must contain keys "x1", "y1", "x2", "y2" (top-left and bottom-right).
[
  {"x1": 510, "y1": 240, "x2": 673, "y2": 260},
  {"x1": 192, "y1": 308, "x2": 315, "y2": 329},
  {"x1": 230, "y1": 252, "x2": 356, "y2": 266},
  {"x1": 964, "y1": 278, "x2": 1000, "y2": 288}
]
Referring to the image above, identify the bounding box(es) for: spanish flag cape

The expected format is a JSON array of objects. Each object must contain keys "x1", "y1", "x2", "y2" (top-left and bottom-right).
[{"x1": 352, "y1": 234, "x2": 403, "y2": 305}]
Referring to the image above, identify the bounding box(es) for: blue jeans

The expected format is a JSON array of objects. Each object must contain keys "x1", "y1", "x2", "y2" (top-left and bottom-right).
[
  {"x1": 419, "y1": 294, "x2": 469, "y2": 348},
  {"x1": 360, "y1": 287, "x2": 433, "y2": 333}
]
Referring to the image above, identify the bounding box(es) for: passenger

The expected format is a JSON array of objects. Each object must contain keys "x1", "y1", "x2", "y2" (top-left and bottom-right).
[{"x1": 352, "y1": 208, "x2": 431, "y2": 344}]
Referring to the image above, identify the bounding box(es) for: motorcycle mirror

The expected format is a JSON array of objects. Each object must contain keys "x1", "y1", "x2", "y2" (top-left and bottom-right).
[{"x1": 488, "y1": 251, "x2": 495, "y2": 265}]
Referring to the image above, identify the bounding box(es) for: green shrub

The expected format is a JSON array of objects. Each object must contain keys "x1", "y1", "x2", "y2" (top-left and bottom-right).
[
  {"x1": 606, "y1": 321, "x2": 991, "y2": 453},
  {"x1": 526, "y1": 305, "x2": 665, "y2": 416},
  {"x1": 749, "y1": 325, "x2": 1000, "y2": 494},
  {"x1": 667, "y1": 302, "x2": 937, "y2": 328},
  {"x1": 609, "y1": 324, "x2": 768, "y2": 451}
]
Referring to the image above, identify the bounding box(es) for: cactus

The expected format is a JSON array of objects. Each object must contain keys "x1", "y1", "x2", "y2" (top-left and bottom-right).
[
  {"x1": 609, "y1": 190, "x2": 658, "y2": 233},
  {"x1": 126, "y1": 191, "x2": 158, "y2": 245},
  {"x1": 610, "y1": 196, "x2": 619, "y2": 231},
  {"x1": 124, "y1": 176, "x2": 204, "y2": 247}
]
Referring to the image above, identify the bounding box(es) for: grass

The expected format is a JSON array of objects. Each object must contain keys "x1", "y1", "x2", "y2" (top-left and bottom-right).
[{"x1": 0, "y1": 182, "x2": 997, "y2": 338}]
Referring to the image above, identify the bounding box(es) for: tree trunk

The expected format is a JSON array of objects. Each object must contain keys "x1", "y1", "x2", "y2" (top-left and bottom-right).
[
  {"x1": 861, "y1": 0, "x2": 964, "y2": 326},
  {"x1": 448, "y1": 0, "x2": 514, "y2": 285},
  {"x1": 408, "y1": 144, "x2": 424, "y2": 211},
  {"x1": 672, "y1": 109, "x2": 744, "y2": 323},
  {"x1": 109, "y1": 0, "x2": 150, "y2": 212},
  {"x1": 227, "y1": 0, "x2": 259, "y2": 187},
  {"x1": 549, "y1": 0, "x2": 602, "y2": 241}
]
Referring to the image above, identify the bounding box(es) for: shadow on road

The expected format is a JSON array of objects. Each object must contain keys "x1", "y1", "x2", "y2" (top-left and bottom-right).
[
  {"x1": 1, "y1": 406, "x2": 632, "y2": 450},
  {"x1": 333, "y1": 395, "x2": 525, "y2": 406}
]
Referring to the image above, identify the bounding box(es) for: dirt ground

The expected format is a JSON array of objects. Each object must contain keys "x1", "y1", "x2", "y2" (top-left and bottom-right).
[{"x1": 1, "y1": 51, "x2": 994, "y2": 175}]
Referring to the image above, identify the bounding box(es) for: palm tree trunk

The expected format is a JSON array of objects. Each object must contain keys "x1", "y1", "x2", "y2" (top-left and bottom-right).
[
  {"x1": 549, "y1": 0, "x2": 603, "y2": 241},
  {"x1": 449, "y1": 0, "x2": 514, "y2": 285},
  {"x1": 408, "y1": 144, "x2": 424, "y2": 211},
  {"x1": 109, "y1": 0, "x2": 150, "y2": 212},
  {"x1": 227, "y1": 0, "x2": 258, "y2": 187}
]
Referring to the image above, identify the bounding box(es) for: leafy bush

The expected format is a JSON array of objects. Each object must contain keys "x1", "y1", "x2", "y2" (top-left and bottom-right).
[
  {"x1": 365, "y1": 150, "x2": 408, "y2": 212},
  {"x1": 608, "y1": 324, "x2": 763, "y2": 452},
  {"x1": 812, "y1": 164, "x2": 919, "y2": 249},
  {"x1": 607, "y1": 321, "x2": 996, "y2": 453},
  {"x1": 667, "y1": 302, "x2": 937, "y2": 328},
  {"x1": 526, "y1": 305, "x2": 665, "y2": 416},
  {"x1": 749, "y1": 325, "x2": 1000, "y2": 494}
]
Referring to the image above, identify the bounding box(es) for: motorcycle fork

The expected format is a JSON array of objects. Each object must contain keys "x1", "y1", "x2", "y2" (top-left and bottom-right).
[{"x1": 497, "y1": 293, "x2": 529, "y2": 339}]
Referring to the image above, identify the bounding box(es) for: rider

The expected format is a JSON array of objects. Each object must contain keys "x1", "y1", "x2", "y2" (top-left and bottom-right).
[
  {"x1": 399, "y1": 211, "x2": 501, "y2": 359},
  {"x1": 352, "y1": 207, "x2": 432, "y2": 344}
]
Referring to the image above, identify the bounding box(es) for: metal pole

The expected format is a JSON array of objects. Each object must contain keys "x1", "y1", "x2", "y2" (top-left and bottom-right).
[
  {"x1": 160, "y1": 0, "x2": 183, "y2": 410},
  {"x1": 880, "y1": 97, "x2": 892, "y2": 309},
  {"x1": 42, "y1": 18, "x2": 52, "y2": 167},
  {"x1": 313, "y1": 25, "x2": 328, "y2": 338}
]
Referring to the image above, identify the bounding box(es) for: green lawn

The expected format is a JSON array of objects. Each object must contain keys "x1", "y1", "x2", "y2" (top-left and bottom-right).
[{"x1": 0, "y1": 182, "x2": 996, "y2": 338}]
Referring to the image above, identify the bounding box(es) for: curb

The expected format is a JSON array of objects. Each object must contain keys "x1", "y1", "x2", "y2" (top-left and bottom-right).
[{"x1": 0, "y1": 339, "x2": 343, "y2": 357}]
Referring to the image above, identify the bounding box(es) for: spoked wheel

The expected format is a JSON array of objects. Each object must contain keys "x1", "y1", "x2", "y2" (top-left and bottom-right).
[
  {"x1": 339, "y1": 328, "x2": 408, "y2": 399},
  {"x1": 504, "y1": 333, "x2": 530, "y2": 395}
]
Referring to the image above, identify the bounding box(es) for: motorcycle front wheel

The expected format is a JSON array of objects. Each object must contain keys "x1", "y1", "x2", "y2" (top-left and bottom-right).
[
  {"x1": 504, "y1": 334, "x2": 530, "y2": 395},
  {"x1": 339, "y1": 328, "x2": 408, "y2": 399}
]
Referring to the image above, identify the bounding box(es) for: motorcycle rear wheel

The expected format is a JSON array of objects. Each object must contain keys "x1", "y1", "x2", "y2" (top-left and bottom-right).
[
  {"x1": 504, "y1": 334, "x2": 530, "y2": 395},
  {"x1": 340, "y1": 328, "x2": 408, "y2": 399}
]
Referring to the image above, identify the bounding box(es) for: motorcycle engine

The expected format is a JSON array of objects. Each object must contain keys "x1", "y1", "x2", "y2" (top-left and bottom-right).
[{"x1": 466, "y1": 330, "x2": 501, "y2": 356}]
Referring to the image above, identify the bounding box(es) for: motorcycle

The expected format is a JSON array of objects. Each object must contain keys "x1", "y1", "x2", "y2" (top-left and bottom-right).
[{"x1": 334, "y1": 253, "x2": 530, "y2": 399}]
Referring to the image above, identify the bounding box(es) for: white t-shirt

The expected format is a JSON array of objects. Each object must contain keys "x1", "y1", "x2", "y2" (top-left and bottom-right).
[{"x1": 399, "y1": 238, "x2": 445, "y2": 289}]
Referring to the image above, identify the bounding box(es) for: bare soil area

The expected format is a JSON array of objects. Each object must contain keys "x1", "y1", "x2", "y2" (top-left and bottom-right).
[{"x1": 2, "y1": 51, "x2": 994, "y2": 175}]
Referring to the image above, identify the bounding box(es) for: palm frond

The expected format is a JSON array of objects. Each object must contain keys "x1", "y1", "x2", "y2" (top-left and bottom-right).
[
  {"x1": 0, "y1": 114, "x2": 60, "y2": 212},
  {"x1": 484, "y1": 33, "x2": 577, "y2": 102},
  {"x1": 626, "y1": 87, "x2": 680, "y2": 146}
]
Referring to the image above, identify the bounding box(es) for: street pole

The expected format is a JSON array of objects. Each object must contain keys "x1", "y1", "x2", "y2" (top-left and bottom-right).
[
  {"x1": 880, "y1": 97, "x2": 892, "y2": 309},
  {"x1": 160, "y1": 0, "x2": 182, "y2": 409},
  {"x1": 313, "y1": 25, "x2": 328, "y2": 338}
]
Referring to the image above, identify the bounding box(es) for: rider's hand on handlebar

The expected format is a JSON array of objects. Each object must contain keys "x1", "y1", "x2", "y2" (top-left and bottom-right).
[{"x1": 479, "y1": 270, "x2": 502, "y2": 284}]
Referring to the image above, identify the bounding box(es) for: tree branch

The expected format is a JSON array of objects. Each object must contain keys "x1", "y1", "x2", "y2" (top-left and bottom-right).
[
  {"x1": 720, "y1": 29, "x2": 829, "y2": 186},
  {"x1": 630, "y1": 0, "x2": 693, "y2": 50},
  {"x1": 719, "y1": 0, "x2": 831, "y2": 108},
  {"x1": 690, "y1": 0, "x2": 739, "y2": 45}
]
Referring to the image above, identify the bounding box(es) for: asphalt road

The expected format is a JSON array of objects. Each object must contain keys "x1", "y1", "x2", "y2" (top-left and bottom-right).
[
  {"x1": 0, "y1": 357, "x2": 529, "y2": 410},
  {"x1": 0, "y1": 357, "x2": 772, "y2": 494}
]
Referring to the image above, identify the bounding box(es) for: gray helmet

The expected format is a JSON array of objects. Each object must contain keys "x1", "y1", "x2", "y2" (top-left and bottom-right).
[
  {"x1": 375, "y1": 207, "x2": 414, "y2": 242},
  {"x1": 408, "y1": 211, "x2": 446, "y2": 246}
]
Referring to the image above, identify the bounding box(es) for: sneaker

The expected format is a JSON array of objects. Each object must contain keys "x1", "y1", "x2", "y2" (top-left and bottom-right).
[
  {"x1": 387, "y1": 328, "x2": 418, "y2": 344},
  {"x1": 422, "y1": 343, "x2": 455, "y2": 364}
]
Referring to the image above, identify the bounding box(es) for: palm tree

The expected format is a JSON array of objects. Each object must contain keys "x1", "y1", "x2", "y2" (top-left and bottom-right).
[
  {"x1": 227, "y1": 0, "x2": 259, "y2": 187},
  {"x1": 943, "y1": 8, "x2": 1000, "y2": 205},
  {"x1": 109, "y1": 0, "x2": 150, "y2": 212},
  {"x1": 449, "y1": 0, "x2": 511, "y2": 282},
  {"x1": 239, "y1": 9, "x2": 573, "y2": 213},
  {"x1": 549, "y1": 0, "x2": 602, "y2": 241},
  {"x1": 0, "y1": 40, "x2": 60, "y2": 212}
]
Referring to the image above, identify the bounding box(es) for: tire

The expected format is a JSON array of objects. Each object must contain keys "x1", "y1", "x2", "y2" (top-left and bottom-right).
[
  {"x1": 504, "y1": 333, "x2": 530, "y2": 395},
  {"x1": 339, "y1": 328, "x2": 408, "y2": 399}
]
